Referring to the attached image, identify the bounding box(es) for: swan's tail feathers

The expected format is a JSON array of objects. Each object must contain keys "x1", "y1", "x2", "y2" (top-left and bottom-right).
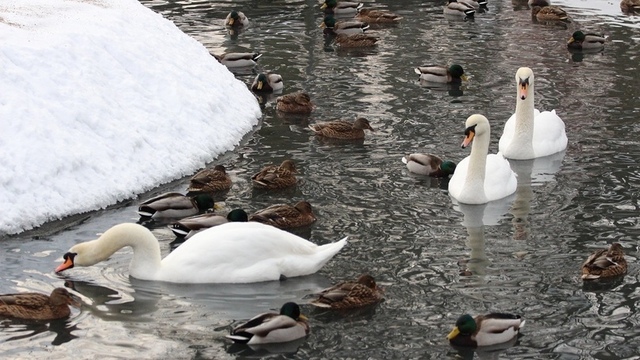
[{"x1": 318, "y1": 237, "x2": 348, "y2": 258}]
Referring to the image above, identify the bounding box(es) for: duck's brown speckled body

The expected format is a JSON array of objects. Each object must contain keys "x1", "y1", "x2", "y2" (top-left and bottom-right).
[{"x1": 0, "y1": 288, "x2": 79, "y2": 321}]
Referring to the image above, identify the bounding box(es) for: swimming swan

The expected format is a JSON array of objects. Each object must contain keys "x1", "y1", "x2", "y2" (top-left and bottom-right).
[
  {"x1": 499, "y1": 67, "x2": 567, "y2": 160},
  {"x1": 448, "y1": 114, "x2": 517, "y2": 204},
  {"x1": 56, "y1": 222, "x2": 348, "y2": 284}
]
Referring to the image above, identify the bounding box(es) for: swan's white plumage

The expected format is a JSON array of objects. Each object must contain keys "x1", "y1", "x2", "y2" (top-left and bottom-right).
[
  {"x1": 61, "y1": 222, "x2": 347, "y2": 284},
  {"x1": 499, "y1": 67, "x2": 568, "y2": 160},
  {"x1": 448, "y1": 114, "x2": 517, "y2": 204}
]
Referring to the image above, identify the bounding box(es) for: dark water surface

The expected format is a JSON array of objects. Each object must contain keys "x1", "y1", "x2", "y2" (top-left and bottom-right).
[{"x1": 1, "y1": 0, "x2": 640, "y2": 358}]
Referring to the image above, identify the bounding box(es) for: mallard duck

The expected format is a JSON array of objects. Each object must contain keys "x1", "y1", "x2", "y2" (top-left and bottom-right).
[
  {"x1": 333, "y1": 33, "x2": 379, "y2": 48},
  {"x1": 531, "y1": 5, "x2": 570, "y2": 21},
  {"x1": 249, "y1": 201, "x2": 317, "y2": 229},
  {"x1": 186, "y1": 165, "x2": 232, "y2": 194},
  {"x1": 621, "y1": 0, "x2": 640, "y2": 13},
  {"x1": 137, "y1": 192, "x2": 214, "y2": 219},
  {"x1": 309, "y1": 117, "x2": 374, "y2": 139},
  {"x1": 213, "y1": 52, "x2": 262, "y2": 68},
  {"x1": 402, "y1": 154, "x2": 457, "y2": 177},
  {"x1": 225, "y1": 10, "x2": 249, "y2": 28},
  {"x1": 0, "y1": 288, "x2": 80, "y2": 321},
  {"x1": 321, "y1": 15, "x2": 369, "y2": 35},
  {"x1": 567, "y1": 31, "x2": 606, "y2": 51},
  {"x1": 414, "y1": 65, "x2": 467, "y2": 83},
  {"x1": 447, "y1": 313, "x2": 525, "y2": 347},
  {"x1": 226, "y1": 302, "x2": 310, "y2": 344},
  {"x1": 448, "y1": 114, "x2": 517, "y2": 204},
  {"x1": 458, "y1": 0, "x2": 489, "y2": 10},
  {"x1": 251, "y1": 73, "x2": 284, "y2": 93},
  {"x1": 276, "y1": 91, "x2": 314, "y2": 114},
  {"x1": 444, "y1": 0, "x2": 476, "y2": 20},
  {"x1": 309, "y1": 274, "x2": 384, "y2": 309},
  {"x1": 169, "y1": 209, "x2": 248, "y2": 239},
  {"x1": 528, "y1": 0, "x2": 550, "y2": 6},
  {"x1": 251, "y1": 159, "x2": 298, "y2": 189},
  {"x1": 355, "y1": 8, "x2": 403, "y2": 23},
  {"x1": 56, "y1": 222, "x2": 348, "y2": 283},
  {"x1": 321, "y1": 0, "x2": 363, "y2": 17},
  {"x1": 582, "y1": 243, "x2": 627, "y2": 280},
  {"x1": 499, "y1": 67, "x2": 567, "y2": 160}
]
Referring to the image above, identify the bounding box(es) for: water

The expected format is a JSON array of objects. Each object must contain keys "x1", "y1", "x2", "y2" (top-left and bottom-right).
[{"x1": 1, "y1": 0, "x2": 640, "y2": 358}]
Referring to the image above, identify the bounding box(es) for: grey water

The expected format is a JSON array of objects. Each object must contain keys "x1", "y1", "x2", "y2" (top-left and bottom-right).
[{"x1": 1, "y1": 0, "x2": 640, "y2": 358}]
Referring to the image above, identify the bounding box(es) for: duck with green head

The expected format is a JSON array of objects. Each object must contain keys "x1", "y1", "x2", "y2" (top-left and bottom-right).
[
  {"x1": 321, "y1": 0, "x2": 363, "y2": 17},
  {"x1": 568, "y1": 31, "x2": 605, "y2": 50},
  {"x1": 137, "y1": 192, "x2": 215, "y2": 219},
  {"x1": 444, "y1": 0, "x2": 476, "y2": 20},
  {"x1": 321, "y1": 14, "x2": 370, "y2": 36},
  {"x1": 225, "y1": 10, "x2": 249, "y2": 27},
  {"x1": 414, "y1": 64, "x2": 467, "y2": 83},
  {"x1": 402, "y1": 154, "x2": 457, "y2": 177},
  {"x1": 226, "y1": 302, "x2": 310, "y2": 344},
  {"x1": 251, "y1": 73, "x2": 284, "y2": 93},
  {"x1": 448, "y1": 313, "x2": 525, "y2": 347},
  {"x1": 169, "y1": 209, "x2": 248, "y2": 240}
]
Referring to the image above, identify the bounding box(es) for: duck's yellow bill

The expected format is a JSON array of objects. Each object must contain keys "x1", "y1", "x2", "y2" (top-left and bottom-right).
[
  {"x1": 228, "y1": 18, "x2": 234, "y2": 26},
  {"x1": 568, "y1": 37, "x2": 575, "y2": 44},
  {"x1": 461, "y1": 74, "x2": 468, "y2": 81},
  {"x1": 256, "y1": 81, "x2": 263, "y2": 90},
  {"x1": 320, "y1": 3, "x2": 327, "y2": 9},
  {"x1": 447, "y1": 326, "x2": 460, "y2": 340}
]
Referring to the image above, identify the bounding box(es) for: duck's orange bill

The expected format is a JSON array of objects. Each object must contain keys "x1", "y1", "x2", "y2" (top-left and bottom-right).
[{"x1": 56, "y1": 258, "x2": 74, "y2": 273}]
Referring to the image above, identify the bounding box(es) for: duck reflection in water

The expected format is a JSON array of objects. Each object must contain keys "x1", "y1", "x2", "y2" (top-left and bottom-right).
[
  {"x1": 1, "y1": 316, "x2": 79, "y2": 346},
  {"x1": 450, "y1": 334, "x2": 519, "y2": 360}
]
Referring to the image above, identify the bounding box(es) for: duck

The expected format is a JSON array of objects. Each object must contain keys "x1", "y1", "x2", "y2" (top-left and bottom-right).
[
  {"x1": 447, "y1": 313, "x2": 525, "y2": 347},
  {"x1": 332, "y1": 33, "x2": 379, "y2": 48},
  {"x1": 137, "y1": 192, "x2": 215, "y2": 219},
  {"x1": 321, "y1": 15, "x2": 370, "y2": 35},
  {"x1": 528, "y1": 0, "x2": 550, "y2": 6},
  {"x1": 251, "y1": 73, "x2": 284, "y2": 93},
  {"x1": 0, "y1": 288, "x2": 80, "y2": 321},
  {"x1": 309, "y1": 274, "x2": 384, "y2": 309},
  {"x1": 249, "y1": 201, "x2": 317, "y2": 229},
  {"x1": 402, "y1": 154, "x2": 457, "y2": 177},
  {"x1": 414, "y1": 65, "x2": 467, "y2": 83},
  {"x1": 276, "y1": 91, "x2": 314, "y2": 114},
  {"x1": 55, "y1": 222, "x2": 348, "y2": 284},
  {"x1": 567, "y1": 31, "x2": 606, "y2": 51},
  {"x1": 213, "y1": 52, "x2": 262, "y2": 68},
  {"x1": 309, "y1": 117, "x2": 374, "y2": 139},
  {"x1": 169, "y1": 209, "x2": 249, "y2": 239},
  {"x1": 458, "y1": 0, "x2": 489, "y2": 10},
  {"x1": 321, "y1": 0, "x2": 364, "y2": 17},
  {"x1": 186, "y1": 165, "x2": 232, "y2": 195},
  {"x1": 498, "y1": 67, "x2": 567, "y2": 159},
  {"x1": 448, "y1": 114, "x2": 517, "y2": 204},
  {"x1": 621, "y1": 0, "x2": 640, "y2": 13},
  {"x1": 582, "y1": 243, "x2": 627, "y2": 280},
  {"x1": 444, "y1": 0, "x2": 476, "y2": 20},
  {"x1": 355, "y1": 8, "x2": 403, "y2": 23},
  {"x1": 251, "y1": 159, "x2": 298, "y2": 190},
  {"x1": 226, "y1": 302, "x2": 309, "y2": 344},
  {"x1": 225, "y1": 10, "x2": 249, "y2": 28},
  {"x1": 531, "y1": 5, "x2": 570, "y2": 21}
]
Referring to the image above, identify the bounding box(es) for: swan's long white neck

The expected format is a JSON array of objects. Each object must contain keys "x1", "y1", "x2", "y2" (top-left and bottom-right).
[
  {"x1": 464, "y1": 128, "x2": 490, "y2": 198},
  {"x1": 70, "y1": 223, "x2": 162, "y2": 279},
  {"x1": 511, "y1": 78, "x2": 535, "y2": 153}
]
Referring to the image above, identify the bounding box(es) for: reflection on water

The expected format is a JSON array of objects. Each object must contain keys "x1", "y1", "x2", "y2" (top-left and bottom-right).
[{"x1": 2, "y1": 0, "x2": 640, "y2": 358}]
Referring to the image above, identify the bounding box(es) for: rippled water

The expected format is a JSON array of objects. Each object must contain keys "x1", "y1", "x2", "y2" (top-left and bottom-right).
[{"x1": 1, "y1": 0, "x2": 640, "y2": 358}]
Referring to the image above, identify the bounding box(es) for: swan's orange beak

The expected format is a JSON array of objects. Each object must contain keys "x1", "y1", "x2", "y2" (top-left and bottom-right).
[
  {"x1": 461, "y1": 131, "x2": 474, "y2": 148},
  {"x1": 519, "y1": 83, "x2": 528, "y2": 100},
  {"x1": 56, "y1": 257, "x2": 74, "y2": 273}
]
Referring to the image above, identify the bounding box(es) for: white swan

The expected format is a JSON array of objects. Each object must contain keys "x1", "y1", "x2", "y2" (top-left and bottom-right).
[
  {"x1": 448, "y1": 114, "x2": 517, "y2": 204},
  {"x1": 498, "y1": 67, "x2": 568, "y2": 160},
  {"x1": 55, "y1": 222, "x2": 348, "y2": 284}
]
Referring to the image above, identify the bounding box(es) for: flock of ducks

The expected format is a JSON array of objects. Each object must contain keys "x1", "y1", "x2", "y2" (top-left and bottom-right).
[{"x1": 2, "y1": 0, "x2": 635, "y2": 352}]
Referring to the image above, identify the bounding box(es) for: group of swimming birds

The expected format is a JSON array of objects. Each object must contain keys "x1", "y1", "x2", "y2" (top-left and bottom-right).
[{"x1": 2, "y1": 0, "x2": 635, "y2": 351}]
